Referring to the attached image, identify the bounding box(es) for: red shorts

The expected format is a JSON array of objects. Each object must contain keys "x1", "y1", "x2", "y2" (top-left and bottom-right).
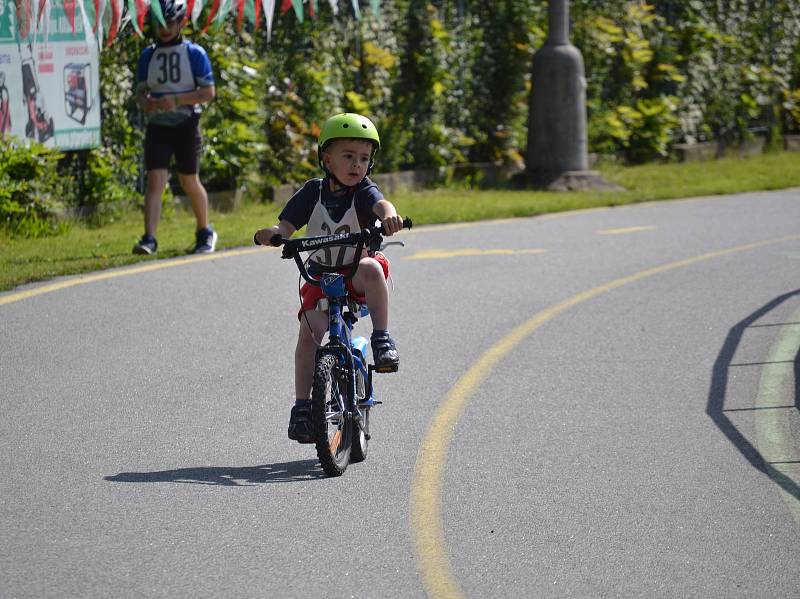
[{"x1": 298, "y1": 253, "x2": 390, "y2": 318}]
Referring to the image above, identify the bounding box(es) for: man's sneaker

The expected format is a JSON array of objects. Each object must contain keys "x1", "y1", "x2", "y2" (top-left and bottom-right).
[
  {"x1": 192, "y1": 226, "x2": 218, "y2": 254},
  {"x1": 132, "y1": 234, "x2": 157, "y2": 255},
  {"x1": 371, "y1": 331, "x2": 399, "y2": 373},
  {"x1": 288, "y1": 400, "x2": 315, "y2": 443}
]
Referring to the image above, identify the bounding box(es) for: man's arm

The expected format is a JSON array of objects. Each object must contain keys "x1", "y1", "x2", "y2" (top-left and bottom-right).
[
  {"x1": 135, "y1": 81, "x2": 158, "y2": 113},
  {"x1": 157, "y1": 85, "x2": 215, "y2": 111}
]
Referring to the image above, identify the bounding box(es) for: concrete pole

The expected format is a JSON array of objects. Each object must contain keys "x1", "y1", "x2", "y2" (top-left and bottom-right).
[{"x1": 524, "y1": 0, "x2": 612, "y2": 190}]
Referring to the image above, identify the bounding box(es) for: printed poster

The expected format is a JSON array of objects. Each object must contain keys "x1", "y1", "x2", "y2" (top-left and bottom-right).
[{"x1": 0, "y1": 0, "x2": 101, "y2": 149}]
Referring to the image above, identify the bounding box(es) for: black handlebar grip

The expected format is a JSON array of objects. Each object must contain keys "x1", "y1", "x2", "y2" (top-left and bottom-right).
[
  {"x1": 403, "y1": 217, "x2": 413, "y2": 230},
  {"x1": 253, "y1": 232, "x2": 261, "y2": 246},
  {"x1": 270, "y1": 234, "x2": 284, "y2": 247}
]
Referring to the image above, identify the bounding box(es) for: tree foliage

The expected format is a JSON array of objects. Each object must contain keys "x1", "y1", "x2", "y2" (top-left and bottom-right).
[{"x1": 4, "y1": 0, "x2": 800, "y2": 236}]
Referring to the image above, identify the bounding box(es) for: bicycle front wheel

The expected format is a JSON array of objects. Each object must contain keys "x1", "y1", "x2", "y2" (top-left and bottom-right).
[{"x1": 312, "y1": 354, "x2": 352, "y2": 476}]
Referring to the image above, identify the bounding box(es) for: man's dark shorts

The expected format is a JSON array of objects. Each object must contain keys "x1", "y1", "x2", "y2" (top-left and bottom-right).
[{"x1": 144, "y1": 115, "x2": 202, "y2": 174}]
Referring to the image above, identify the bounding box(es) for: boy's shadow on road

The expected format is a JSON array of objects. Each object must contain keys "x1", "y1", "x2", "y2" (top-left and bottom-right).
[{"x1": 104, "y1": 459, "x2": 326, "y2": 485}]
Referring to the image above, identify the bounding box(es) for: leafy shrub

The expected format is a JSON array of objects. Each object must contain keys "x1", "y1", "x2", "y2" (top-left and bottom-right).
[
  {"x1": 603, "y1": 96, "x2": 680, "y2": 162},
  {"x1": 201, "y1": 25, "x2": 269, "y2": 196},
  {"x1": 96, "y1": 27, "x2": 144, "y2": 209},
  {"x1": 81, "y1": 147, "x2": 134, "y2": 222},
  {"x1": 783, "y1": 88, "x2": 800, "y2": 133},
  {"x1": 0, "y1": 140, "x2": 74, "y2": 237},
  {"x1": 579, "y1": 2, "x2": 683, "y2": 162}
]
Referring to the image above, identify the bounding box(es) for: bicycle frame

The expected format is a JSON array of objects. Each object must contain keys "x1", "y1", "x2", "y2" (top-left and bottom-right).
[
  {"x1": 315, "y1": 272, "x2": 376, "y2": 421},
  {"x1": 261, "y1": 218, "x2": 411, "y2": 452}
]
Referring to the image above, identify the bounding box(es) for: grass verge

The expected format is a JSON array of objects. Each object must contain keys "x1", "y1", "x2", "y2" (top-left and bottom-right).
[{"x1": 2, "y1": 151, "x2": 799, "y2": 292}]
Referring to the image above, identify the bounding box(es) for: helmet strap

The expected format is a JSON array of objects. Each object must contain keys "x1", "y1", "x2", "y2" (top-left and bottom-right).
[{"x1": 324, "y1": 168, "x2": 361, "y2": 191}]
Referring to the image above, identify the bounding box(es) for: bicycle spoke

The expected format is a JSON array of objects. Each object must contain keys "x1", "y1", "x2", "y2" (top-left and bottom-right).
[{"x1": 329, "y1": 429, "x2": 342, "y2": 453}]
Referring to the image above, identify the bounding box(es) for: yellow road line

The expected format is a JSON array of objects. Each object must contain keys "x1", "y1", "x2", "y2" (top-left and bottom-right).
[
  {"x1": 598, "y1": 225, "x2": 656, "y2": 235},
  {"x1": 405, "y1": 248, "x2": 547, "y2": 260},
  {"x1": 0, "y1": 248, "x2": 262, "y2": 307},
  {"x1": 410, "y1": 234, "x2": 800, "y2": 599}
]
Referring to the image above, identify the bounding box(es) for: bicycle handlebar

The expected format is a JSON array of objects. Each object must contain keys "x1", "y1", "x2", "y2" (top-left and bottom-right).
[{"x1": 256, "y1": 217, "x2": 412, "y2": 286}]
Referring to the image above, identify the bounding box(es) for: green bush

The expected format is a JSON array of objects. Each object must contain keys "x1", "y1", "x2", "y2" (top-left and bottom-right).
[
  {"x1": 81, "y1": 147, "x2": 134, "y2": 222},
  {"x1": 201, "y1": 24, "x2": 269, "y2": 196},
  {"x1": 579, "y1": 2, "x2": 683, "y2": 162},
  {"x1": 9, "y1": 0, "x2": 800, "y2": 238},
  {"x1": 0, "y1": 140, "x2": 73, "y2": 237},
  {"x1": 97, "y1": 26, "x2": 145, "y2": 211}
]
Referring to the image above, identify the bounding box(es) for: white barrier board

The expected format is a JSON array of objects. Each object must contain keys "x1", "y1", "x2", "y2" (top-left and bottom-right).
[{"x1": 0, "y1": 0, "x2": 100, "y2": 149}]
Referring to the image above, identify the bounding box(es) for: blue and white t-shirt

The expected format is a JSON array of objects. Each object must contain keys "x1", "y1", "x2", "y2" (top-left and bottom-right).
[
  {"x1": 136, "y1": 37, "x2": 214, "y2": 126},
  {"x1": 279, "y1": 177, "x2": 385, "y2": 231}
]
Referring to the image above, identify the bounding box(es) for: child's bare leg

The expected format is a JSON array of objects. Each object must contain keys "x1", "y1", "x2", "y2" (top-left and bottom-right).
[
  {"x1": 294, "y1": 310, "x2": 328, "y2": 399},
  {"x1": 351, "y1": 257, "x2": 398, "y2": 370},
  {"x1": 351, "y1": 257, "x2": 389, "y2": 329}
]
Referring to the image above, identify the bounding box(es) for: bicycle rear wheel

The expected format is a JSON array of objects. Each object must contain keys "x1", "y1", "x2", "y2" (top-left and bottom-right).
[{"x1": 312, "y1": 354, "x2": 352, "y2": 476}]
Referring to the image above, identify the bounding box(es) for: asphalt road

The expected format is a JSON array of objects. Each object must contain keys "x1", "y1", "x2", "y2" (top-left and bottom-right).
[{"x1": 2, "y1": 189, "x2": 799, "y2": 598}]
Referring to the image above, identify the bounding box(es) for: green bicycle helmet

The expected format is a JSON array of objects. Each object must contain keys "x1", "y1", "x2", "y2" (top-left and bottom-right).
[{"x1": 318, "y1": 112, "x2": 381, "y2": 173}]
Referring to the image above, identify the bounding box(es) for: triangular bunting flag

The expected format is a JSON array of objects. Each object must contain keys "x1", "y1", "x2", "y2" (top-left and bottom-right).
[
  {"x1": 107, "y1": 0, "x2": 122, "y2": 45},
  {"x1": 127, "y1": 0, "x2": 140, "y2": 34},
  {"x1": 63, "y1": 0, "x2": 77, "y2": 32},
  {"x1": 235, "y1": 0, "x2": 245, "y2": 31},
  {"x1": 291, "y1": 0, "x2": 302, "y2": 21},
  {"x1": 23, "y1": 0, "x2": 380, "y2": 47},
  {"x1": 184, "y1": 0, "x2": 195, "y2": 25},
  {"x1": 136, "y1": 0, "x2": 149, "y2": 35},
  {"x1": 202, "y1": 0, "x2": 221, "y2": 31},
  {"x1": 92, "y1": 0, "x2": 100, "y2": 31},
  {"x1": 191, "y1": 0, "x2": 204, "y2": 26},
  {"x1": 150, "y1": 0, "x2": 166, "y2": 28},
  {"x1": 262, "y1": 0, "x2": 275, "y2": 39},
  {"x1": 75, "y1": 0, "x2": 95, "y2": 44}
]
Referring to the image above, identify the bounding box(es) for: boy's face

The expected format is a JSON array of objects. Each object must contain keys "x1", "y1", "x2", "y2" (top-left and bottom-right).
[
  {"x1": 322, "y1": 139, "x2": 375, "y2": 187},
  {"x1": 155, "y1": 19, "x2": 182, "y2": 43}
]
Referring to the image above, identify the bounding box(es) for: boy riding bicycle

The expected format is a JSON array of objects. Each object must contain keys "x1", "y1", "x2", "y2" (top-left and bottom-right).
[{"x1": 254, "y1": 113, "x2": 404, "y2": 443}]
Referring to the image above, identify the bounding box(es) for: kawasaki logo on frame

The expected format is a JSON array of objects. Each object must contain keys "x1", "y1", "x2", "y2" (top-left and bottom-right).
[{"x1": 300, "y1": 233, "x2": 350, "y2": 248}]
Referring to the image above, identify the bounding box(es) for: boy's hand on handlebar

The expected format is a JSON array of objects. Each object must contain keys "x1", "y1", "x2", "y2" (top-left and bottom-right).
[
  {"x1": 254, "y1": 228, "x2": 277, "y2": 246},
  {"x1": 381, "y1": 215, "x2": 404, "y2": 236}
]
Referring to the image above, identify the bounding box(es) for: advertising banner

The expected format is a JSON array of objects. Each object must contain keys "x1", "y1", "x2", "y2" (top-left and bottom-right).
[{"x1": 0, "y1": 0, "x2": 100, "y2": 149}]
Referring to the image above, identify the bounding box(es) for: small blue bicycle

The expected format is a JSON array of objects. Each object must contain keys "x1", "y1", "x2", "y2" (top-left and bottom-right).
[{"x1": 269, "y1": 218, "x2": 412, "y2": 476}]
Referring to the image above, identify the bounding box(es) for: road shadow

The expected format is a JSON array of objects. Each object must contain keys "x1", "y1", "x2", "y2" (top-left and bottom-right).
[
  {"x1": 707, "y1": 288, "x2": 800, "y2": 501},
  {"x1": 104, "y1": 459, "x2": 326, "y2": 485}
]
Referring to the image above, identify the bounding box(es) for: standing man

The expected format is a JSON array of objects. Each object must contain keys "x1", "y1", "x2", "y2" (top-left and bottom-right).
[{"x1": 133, "y1": 0, "x2": 217, "y2": 255}]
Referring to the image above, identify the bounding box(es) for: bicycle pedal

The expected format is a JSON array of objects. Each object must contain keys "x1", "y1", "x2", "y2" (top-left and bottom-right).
[{"x1": 373, "y1": 363, "x2": 399, "y2": 374}]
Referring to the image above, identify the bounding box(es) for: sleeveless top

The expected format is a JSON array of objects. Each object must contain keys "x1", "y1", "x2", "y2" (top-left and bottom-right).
[{"x1": 306, "y1": 180, "x2": 362, "y2": 268}]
